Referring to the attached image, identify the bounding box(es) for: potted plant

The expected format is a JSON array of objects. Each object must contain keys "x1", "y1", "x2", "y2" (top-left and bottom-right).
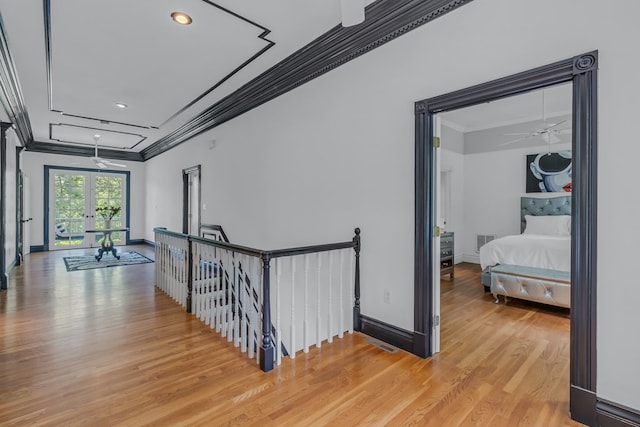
[{"x1": 95, "y1": 205, "x2": 121, "y2": 229}]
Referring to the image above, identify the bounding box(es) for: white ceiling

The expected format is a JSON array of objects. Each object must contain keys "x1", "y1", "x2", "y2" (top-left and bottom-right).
[
  {"x1": 1, "y1": 0, "x2": 566, "y2": 157},
  {"x1": 0, "y1": 0, "x2": 375, "y2": 153},
  {"x1": 440, "y1": 82, "x2": 572, "y2": 132}
]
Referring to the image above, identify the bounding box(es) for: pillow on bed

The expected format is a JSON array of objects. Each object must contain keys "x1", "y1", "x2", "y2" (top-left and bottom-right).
[{"x1": 524, "y1": 215, "x2": 571, "y2": 236}]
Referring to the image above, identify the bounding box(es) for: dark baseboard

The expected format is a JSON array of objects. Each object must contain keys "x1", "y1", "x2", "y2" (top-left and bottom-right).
[
  {"x1": 597, "y1": 398, "x2": 640, "y2": 427},
  {"x1": 359, "y1": 314, "x2": 414, "y2": 353},
  {"x1": 30, "y1": 245, "x2": 45, "y2": 252},
  {"x1": 571, "y1": 385, "x2": 597, "y2": 426},
  {"x1": 127, "y1": 239, "x2": 146, "y2": 245},
  {"x1": 143, "y1": 239, "x2": 155, "y2": 247}
]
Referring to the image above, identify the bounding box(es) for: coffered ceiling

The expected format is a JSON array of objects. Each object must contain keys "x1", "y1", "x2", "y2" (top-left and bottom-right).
[{"x1": 0, "y1": 0, "x2": 475, "y2": 161}]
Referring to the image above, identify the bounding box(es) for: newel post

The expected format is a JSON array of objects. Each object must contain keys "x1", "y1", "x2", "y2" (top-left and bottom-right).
[
  {"x1": 260, "y1": 253, "x2": 275, "y2": 372},
  {"x1": 186, "y1": 237, "x2": 193, "y2": 313},
  {"x1": 353, "y1": 228, "x2": 361, "y2": 332}
]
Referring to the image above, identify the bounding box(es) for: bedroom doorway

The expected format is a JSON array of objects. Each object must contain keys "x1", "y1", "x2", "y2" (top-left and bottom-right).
[
  {"x1": 414, "y1": 52, "x2": 598, "y2": 424},
  {"x1": 432, "y1": 82, "x2": 573, "y2": 353}
]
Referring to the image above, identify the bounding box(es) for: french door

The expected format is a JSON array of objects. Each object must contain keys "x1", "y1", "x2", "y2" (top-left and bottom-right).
[{"x1": 48, "y1": 169, "x2": 127, "y2": 250}]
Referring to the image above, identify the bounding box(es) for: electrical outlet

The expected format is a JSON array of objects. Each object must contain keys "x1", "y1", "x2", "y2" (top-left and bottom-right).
[{"x1": 383, "y1": 290, "x2": 391, "y2": 304}]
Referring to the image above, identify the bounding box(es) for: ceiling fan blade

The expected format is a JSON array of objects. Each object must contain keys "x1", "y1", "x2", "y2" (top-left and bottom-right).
[
  {"x1": 95, "y1": 161, "x2": 107, "y2": 169},
  {"x1": 102, "y1": 160, "x2": 126, "y2": 168},
  {"x1": 545, "y1": 120, "x2": 568, "y2": 130}
]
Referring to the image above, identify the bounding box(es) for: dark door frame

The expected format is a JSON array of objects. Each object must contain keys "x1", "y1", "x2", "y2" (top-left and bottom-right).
[
  {"x1": 414, "y1": 51, "x2": 598, "y2": 425},
  {"x1": 43, "y1": 166, "x2": 132, "y2": 251},
  {"x1": 182, "y1": 165, "x2": 201, "y2": 235}
]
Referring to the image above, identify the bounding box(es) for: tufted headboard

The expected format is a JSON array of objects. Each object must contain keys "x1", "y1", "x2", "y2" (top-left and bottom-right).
[{"x1": 520, "y1": 195, "x2": 572, "y2": 233}]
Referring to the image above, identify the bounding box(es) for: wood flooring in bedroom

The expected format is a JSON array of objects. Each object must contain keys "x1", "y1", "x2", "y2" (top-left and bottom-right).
[{"x1": 0, "y1": 251, "x2": 581, "y2": 426}]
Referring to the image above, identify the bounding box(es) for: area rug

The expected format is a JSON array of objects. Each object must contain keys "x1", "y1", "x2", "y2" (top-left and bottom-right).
[{"x1": 63, "y1": 251, "x2": 154, "y2": 272}]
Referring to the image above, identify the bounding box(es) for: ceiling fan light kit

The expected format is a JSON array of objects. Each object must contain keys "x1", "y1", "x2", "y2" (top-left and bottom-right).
[
  {"x1": 341, "y1": 0, "x2": 365, "y2": 27},
  {"x1": 501, "y1": 89, "x2": 571, "y2": 147},
  {"x1": 86, "y1": 135, "x2": 127, "y2": 169}
]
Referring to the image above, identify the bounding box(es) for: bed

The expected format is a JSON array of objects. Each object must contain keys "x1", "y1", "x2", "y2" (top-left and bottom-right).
[{"x1": 479, "y1": 195, "x2": 571, "y2": 308}]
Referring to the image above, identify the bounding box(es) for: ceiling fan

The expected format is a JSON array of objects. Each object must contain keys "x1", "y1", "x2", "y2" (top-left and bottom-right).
[
  {"x1": 501, "y1": 90, "x2": 571, "y2": 146},
  {"x1": 77, "y1": 135, "x2": 126, "y2": 169}
]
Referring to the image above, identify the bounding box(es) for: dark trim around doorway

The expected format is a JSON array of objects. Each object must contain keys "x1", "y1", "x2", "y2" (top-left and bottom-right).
[
  {"x1": 43, "y1": 166, "x2": 132, "y2": 251},
  {"x1": 414, "y1": 51, "x2": 598, "y2": 425},
  {"x1": 182, "y1": 165, "x2": 202, "y2": 236}
]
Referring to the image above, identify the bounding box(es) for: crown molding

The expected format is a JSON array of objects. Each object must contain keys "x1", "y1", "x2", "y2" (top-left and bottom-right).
[
  {"x1": 27, "y1": 140, "x2": 143, "y2": 161},
  {"x1": 0, "y1": 14, "x2": 33, "y2": 147}
]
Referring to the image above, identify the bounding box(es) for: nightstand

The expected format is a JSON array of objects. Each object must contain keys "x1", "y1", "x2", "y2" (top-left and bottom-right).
[{"x1": 440, "y1": 232, "x2": 454, "y2": 279}]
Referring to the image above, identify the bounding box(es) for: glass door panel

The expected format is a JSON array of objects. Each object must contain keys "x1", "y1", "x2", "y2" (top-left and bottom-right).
[
  {"x1": 49, "y1": 169, "x2": 127, "y2": 250},
  {"x1": 94, "y1": 175, "x2": 125, "y2": 244},
  {"x1": 52, "y1": 173, "x2": 88, "y2": 248}
]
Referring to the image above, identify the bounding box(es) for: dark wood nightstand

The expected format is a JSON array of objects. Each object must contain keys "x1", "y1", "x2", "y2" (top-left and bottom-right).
[{"x1": 440, "y1": 232, "x2": 454, "y2": 279}]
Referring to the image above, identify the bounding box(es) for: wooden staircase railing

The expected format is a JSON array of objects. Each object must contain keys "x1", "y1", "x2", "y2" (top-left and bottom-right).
[{"x1": 153, "y1": 226, "x2": 361, "y2": 372}]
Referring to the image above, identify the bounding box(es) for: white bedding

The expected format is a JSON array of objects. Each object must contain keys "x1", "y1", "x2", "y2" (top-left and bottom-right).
[{"x1": 479, "y1": 234, "x2": 570, "y2": 272}]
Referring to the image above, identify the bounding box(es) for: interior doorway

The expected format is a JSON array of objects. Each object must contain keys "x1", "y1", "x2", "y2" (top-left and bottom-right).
[
  {"x1": 46, "y1": 167, "x2": 128, "y2": 250},
  {"x1": 432, "y1": 83, "x2": 573, "y2": 351},
  {"x1": 414, "y1": 51, "x2": 598, "y2": 424},
  {"x1": 183, "y1": 165, "x2": 201, "y2": 235},
  {"x1": 20, "y1": 172, "x2": 32, "y2": 258}
]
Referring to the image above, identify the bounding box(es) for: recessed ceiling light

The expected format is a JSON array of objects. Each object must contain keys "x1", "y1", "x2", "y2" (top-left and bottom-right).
[
  {"x1": 171, "y1": 12, "x2": 192, "y2": 25},
  {"x1": 115, "y1": 102, "x2": 128, "y2": 109},
  {"x1": 94, "y1": 134, "x2": 101, "y2": 138}
]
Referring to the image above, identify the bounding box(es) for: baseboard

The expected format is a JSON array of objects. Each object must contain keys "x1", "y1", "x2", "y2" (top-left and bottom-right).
[
  {"x1": 462, "y1": 253, "x2": 480, "y2": 264},
  {"x1": 597, "y1": 398, "x2": 640, "y2": 427},
  {"x1": 30, "y1": 245, "x2": 45, "y2": 252},
  {"x1": 143, "y1": 239, "x2": 155, "y2": 247},
  {"x1": 127, "y1": 239, "x2": 146, "y2": 245},
  {"x1": 359, "y1": 314, "x2": 414, "y2": 353},
  {"x1": 571, "y1": 385, "x2": 597, "y2": 426}
]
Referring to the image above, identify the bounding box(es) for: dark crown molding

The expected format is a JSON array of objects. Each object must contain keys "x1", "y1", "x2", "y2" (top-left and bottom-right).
[
  {"x1": 0, "y1": 14, "x2": 33, "y2": 147},
  {"x1": 27, "y1": 140, "x2": 143, "y2": 161}
]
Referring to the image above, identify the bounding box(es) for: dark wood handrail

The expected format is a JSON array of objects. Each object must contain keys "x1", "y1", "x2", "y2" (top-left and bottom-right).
[{"x1": 154, "y1": 226, "x2": 359, "y2": 258}]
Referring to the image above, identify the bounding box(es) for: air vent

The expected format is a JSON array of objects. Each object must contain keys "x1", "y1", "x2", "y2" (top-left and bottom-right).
[
  {"x1": 364, "y1": 337, "x2": 398, "y2": 353},
  {"x1": 476, "y1": 234, "x2": 496, "y2": 252}
]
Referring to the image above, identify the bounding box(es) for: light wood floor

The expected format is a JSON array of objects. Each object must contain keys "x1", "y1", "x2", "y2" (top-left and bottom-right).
[{"x1": 0, "y1": 248, "x2": 582, "y2": 426}]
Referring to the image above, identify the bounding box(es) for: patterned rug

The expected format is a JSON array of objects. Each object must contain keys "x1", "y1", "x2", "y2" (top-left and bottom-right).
[{"x1": 63, "y1": 251, "x2": 154, "y2": 272}]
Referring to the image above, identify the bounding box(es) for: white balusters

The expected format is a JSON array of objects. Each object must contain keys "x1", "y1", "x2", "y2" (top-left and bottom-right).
[
  {"x1": 339, "y1": 249, "x2": 344, "y2": 339},
  {"x1": 303, "y1": 254, "x2": 309, "y2": 354},
  {"x1": 275, "y1": 258, "x2": 282, "y2": 366},
  {"x1": 316, "y1": 252, "x2": 322, "y2": 349},
  {"x1": 327, "y1": 250, "x2": 333, "y2": 344},
  {"x1": 154, "y1": 228, "x2": 359, "y2": 369}
]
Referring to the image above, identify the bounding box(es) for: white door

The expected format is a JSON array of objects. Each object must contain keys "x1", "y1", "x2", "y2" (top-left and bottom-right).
[
  {"x1": 48, "y1": 170, "x2": 126, "y2": 250},
  {"x1": 22, "y1": 174, "x2": 31, "y2": 256},
  {"x1": 432, "y1": 115, "x2": 443, "y2": 354}
]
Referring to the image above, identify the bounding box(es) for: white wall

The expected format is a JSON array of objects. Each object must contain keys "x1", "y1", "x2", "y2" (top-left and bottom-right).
[
  {"x1": 21, "y1": 151, "x2": 146, "y2": 246},
  {"x1": 143, "y1": 0, "x2": 640, "y2": 410}
]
